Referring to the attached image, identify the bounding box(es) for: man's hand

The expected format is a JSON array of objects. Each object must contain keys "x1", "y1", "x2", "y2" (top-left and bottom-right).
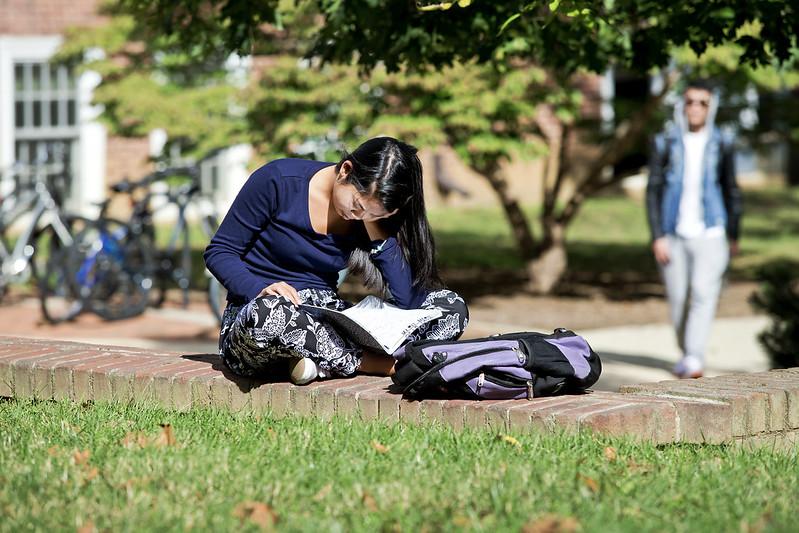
[
  {"x1": 258, "y1": 281, "x2": 301, "y2": 306},
  {"x1": 729, "y1": 240, "x2": 740, "y2": 257},
  {"x1": 652, "y1": 237, "x2": 670, "y2": 266}
]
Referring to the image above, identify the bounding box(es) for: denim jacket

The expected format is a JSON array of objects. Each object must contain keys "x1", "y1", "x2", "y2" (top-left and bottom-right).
[{"x1": 646, "y1": 123, "x2": 742, "y2": 242}]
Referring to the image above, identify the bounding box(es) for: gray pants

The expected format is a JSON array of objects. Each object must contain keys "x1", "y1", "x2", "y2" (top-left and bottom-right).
[{"x1": 659, "y1": 234, "x2": 729, "y2": 366}]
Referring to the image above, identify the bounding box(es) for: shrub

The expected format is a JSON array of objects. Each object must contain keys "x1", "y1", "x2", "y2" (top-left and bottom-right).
[{"x1": 749, "y1": 260, "x2": 799, "y2": 369}]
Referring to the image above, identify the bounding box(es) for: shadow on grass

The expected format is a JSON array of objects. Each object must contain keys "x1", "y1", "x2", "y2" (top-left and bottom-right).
[{"x1": 437, "y1": 239, "x2": 664, "y2": 302}]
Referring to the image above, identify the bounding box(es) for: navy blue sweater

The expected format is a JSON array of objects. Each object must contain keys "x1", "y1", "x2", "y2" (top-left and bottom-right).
[{"x1": 203, "y1": 159, "x2": 426, "y2": 309}]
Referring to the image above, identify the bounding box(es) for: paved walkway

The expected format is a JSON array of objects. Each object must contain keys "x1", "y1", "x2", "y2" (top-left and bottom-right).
[{"x1": 0, "y1": 297, "x2": 770, "y2": 392}]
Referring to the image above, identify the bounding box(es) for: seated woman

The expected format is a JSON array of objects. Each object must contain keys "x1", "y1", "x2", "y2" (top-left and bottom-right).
[{"x1": 204, "y1": 137, "x2": 468, "y2": 384}]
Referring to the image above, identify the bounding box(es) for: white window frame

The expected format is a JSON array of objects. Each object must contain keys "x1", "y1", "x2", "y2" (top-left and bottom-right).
[{"x1": 0, "y1": 35, "x2": 105, "y2": 215}]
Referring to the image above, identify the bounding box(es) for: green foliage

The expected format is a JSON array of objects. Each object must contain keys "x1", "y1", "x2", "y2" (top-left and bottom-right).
[
  {"x1": 59, "y1": 3, "x2": 558, "y2": 169},
  {"x1": 750, "y1": 261, "x2": 799, "y2": 369},
  {"x1": 249, "y1": 58, "x2": 553, "y2": 168},
  {"x1": 115, "y1": 1, "x2": 797, "y2": 74}
]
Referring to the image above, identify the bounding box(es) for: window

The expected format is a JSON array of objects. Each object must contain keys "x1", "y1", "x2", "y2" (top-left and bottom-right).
[{"x1": 12, "y1": 61, "x2": 78, "y2": 196}]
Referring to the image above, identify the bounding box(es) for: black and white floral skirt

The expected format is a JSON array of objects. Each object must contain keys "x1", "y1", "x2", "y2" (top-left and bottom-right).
[{"x1": 218, "y1": 288, "x2": 468, "y2": 379}]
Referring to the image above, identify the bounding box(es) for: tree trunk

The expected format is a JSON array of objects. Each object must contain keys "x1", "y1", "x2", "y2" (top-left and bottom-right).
[
  {"x1": 526, "y1": 222, "x2": 566, "y2": 294},
  {"x1": 477, "y1": 162, "x2": 537, "y2": 260}
]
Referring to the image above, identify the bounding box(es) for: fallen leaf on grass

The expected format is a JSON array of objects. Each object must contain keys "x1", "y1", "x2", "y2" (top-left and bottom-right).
[
  {"x1": 233, "y1": 501, "x2": 278, "y2": 530},
  {"x1": 362, "y1": 491, "x2": 379, "y2": 512},
  {"x1": 577, "y1": 473, "x2": 599, "y2": 493},
  {"x1": 312, "y1": 483, "x2": 332, "y2": 502},
  {"x1": 498, "y1": 434, "x2": 522, "y2": 449},
  {"x1": 76, "y1": 520, "x2": 96, "y2": 533},
  {"x1": 741, "y1": 510, "x2": 773, "y2": 533},
  {"x1": 626, "y1": 460, "x2": 654, "y2": 474},
  {"x1": 84, "y1": 467, "x2": 99, "y2": 482},
  {"x1": 120, "y1": 431, "x2": 150, "y2": 448},
  {"x1": 118, "y1": 476, "x2": 153, "y2": 491},
  {"x1": 120, "y1": 425, "x2": 179, "y2": 449},
  {"x1": 522, "y1": 514, "x2": 580, "y2": 533},
  {"x1": 155, "y1": 424, "x2": 177, "y2": 447},
  {"x1": 603, "y1": 446, "x2": 617, "y2": 462},
  {"x1": 47, "y1": 446, "x2": 60, "y2": 456},
  {"x1": 72, "y1": 449, "x2": 90, "y2": 465},
  {"x1": 370, "y1": 440, "x2": 390, "y2": 453}
]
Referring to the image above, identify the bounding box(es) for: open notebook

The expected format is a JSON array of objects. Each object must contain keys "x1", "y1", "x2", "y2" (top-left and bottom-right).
[{"x1": 302, "y1": 295, "x2": 442, "y2": 354}]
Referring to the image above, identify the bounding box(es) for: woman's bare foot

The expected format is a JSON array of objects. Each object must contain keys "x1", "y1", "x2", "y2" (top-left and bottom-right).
[{"x1": 357, "y1": 350, "x2": 396, "y2": 376}]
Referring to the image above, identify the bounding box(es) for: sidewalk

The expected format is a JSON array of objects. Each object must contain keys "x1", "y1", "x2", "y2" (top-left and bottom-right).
[{"x1": 0, "y1": 296, "x2": 771, "y2": 392}]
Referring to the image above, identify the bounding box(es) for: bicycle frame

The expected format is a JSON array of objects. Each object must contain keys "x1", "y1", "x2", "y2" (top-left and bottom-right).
[
  {"x1": 0, "y1": 181, "x2": 73, "y2": 282},
  {"x1": 150, "y1": 182, "x2": 218, "y2": 306},
  {"x1": 71, "y1": 168, "x2": 219, "y2": 313}
]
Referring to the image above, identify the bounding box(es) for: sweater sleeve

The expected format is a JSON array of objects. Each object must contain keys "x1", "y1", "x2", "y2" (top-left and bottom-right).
[
  {"x1": 203, "y1": 165, "x2": 279, "y2": 303},
  {"x1": 369, "y1": 237, "x2": 428, "y2": 310}
]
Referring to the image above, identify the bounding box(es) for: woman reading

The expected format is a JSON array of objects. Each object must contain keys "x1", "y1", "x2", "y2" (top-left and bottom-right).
[{"x1": 204, "y1": 137, "x2": 468, "y2": 384}]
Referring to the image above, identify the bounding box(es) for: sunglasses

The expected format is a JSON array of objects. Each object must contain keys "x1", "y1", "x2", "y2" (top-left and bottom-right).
[{"x1": 685, "y1": 98, "x2": 710, "y2": 108}]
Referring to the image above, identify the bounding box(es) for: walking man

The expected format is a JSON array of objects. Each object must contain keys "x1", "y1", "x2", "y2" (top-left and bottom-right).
[{"x1": 646, "y1": 79, "x2": 743, "y2": 378}]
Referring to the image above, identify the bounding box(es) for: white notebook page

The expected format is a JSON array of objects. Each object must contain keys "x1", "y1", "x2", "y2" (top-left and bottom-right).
[{"x1": 342, "y1": 296, "x2": 442, "y2": 353}]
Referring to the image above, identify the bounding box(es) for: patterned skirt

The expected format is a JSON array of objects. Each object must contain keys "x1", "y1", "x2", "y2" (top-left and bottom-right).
[{"x1": 218, "y1": 288, "x2": 468, "y2": 379}]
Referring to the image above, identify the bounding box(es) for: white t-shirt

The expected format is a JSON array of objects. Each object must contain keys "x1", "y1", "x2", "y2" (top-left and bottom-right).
[{"x1": 676, "y1": 128, "x2": 724, "y2": 238}]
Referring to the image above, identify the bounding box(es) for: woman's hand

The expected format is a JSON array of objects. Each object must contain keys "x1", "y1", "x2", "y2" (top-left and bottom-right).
[
  {"x1": 363, "y1": 219, "x2": 390, "y2": 241},
  {"x1": 258, "y1": 281, "x2": 301, "y2": 306}
]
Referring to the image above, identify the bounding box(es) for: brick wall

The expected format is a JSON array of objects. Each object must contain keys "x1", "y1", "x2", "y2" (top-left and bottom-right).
[
  {"x1": 103, "y1": 135, "x2": 152, "y2": 216},
  {"x1": 1, "y1": 336, "x2": 797, "y2": 451},
  {"x1": 0, "y1": 0, "x2": 106, "y2": 34},
  {"x1": 105, "y1": 135, "x2": 152, "y2": 186}
]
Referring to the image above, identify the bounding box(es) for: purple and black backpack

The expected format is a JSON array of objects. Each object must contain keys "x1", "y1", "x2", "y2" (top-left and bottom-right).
[{"x1": 392, "y1": 329, "x2": 601, "y2": 400}]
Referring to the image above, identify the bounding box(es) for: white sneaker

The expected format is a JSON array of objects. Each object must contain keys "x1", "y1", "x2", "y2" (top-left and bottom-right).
[
  {"x1": 673, "y1": 355, "x2": 703, "y2": 379},
  {"x1": 289, "y1": 357, "x2": 318, "y2": 385}
]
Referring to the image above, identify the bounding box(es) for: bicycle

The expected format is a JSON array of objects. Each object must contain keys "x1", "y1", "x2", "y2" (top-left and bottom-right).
[
  {"x1": 0, "y1": 160, "x2": 87, "y2": 321},
  {"x1": 56, "y1": 166, "x2": 224, "y2": 322}
]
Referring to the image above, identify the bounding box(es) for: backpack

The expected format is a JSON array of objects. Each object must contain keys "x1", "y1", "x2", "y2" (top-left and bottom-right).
[{"x1": 392, "y1": 329, "x2": 601, "y2": 400}]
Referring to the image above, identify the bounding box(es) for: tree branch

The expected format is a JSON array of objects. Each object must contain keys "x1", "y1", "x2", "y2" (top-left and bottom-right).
[{"x1": 556, "y1": 71, "x2": 677, "y2": 226}]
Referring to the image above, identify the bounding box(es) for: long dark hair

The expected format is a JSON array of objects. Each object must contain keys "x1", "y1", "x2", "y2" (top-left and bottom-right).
[{"x1": 337, "y1": 137, "x2": 443, "y2": 293}]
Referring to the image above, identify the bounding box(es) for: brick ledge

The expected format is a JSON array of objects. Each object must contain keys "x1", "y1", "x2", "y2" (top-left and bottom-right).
[{"x1": 1, "y1": 336, "x2": 797, "y2": 449}]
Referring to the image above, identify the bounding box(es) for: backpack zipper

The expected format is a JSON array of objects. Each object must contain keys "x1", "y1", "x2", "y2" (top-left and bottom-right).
[
  {"x1": 478, "y1": 374, "x2": 536, "y2": 401},
  {"x1": 405, "y1": 346, "x2": 520, "y2": 395},
  {"x1": 482, "y1": 373, "x2": 529, "y2": 388}
]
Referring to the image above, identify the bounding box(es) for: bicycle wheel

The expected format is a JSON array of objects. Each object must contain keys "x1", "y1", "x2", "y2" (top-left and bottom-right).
[
  {"x1": 207, "y1": 275, "x2": 227, "y2": 325},
  {"x1": 74, "y1": 219, "x2": 155, "y2": 321},
  {"x1": 34, "y1": 217, "x2": 92, "y2": 324}
]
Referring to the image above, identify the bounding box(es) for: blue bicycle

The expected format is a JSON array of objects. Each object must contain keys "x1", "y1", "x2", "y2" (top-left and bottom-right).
[{"x1": 51, "y1": 165, "x2": 221, "y2": 321}]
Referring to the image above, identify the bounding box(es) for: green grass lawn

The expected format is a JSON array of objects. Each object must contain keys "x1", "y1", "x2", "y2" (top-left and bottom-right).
[
  {"x1": 429, "y1": 186, "x2": 799, "y2": 282},
  {"x1": 1, "y1": 398, "x2": 796, "y2": 532}
]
